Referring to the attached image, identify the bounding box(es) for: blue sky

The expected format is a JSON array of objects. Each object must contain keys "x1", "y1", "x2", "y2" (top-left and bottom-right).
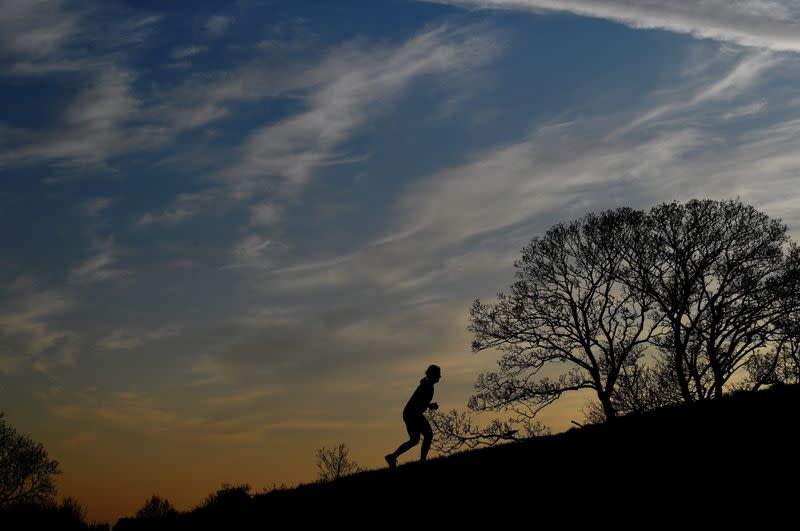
[{"x1": 3, "y1": 0, "x2": 800, "y2": 522}]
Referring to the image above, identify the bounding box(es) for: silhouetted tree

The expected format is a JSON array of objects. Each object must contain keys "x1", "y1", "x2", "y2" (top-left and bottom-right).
[
  {"x1": 0, "y1": 496, "x2": 104, "y2": 530},
  {"x1": 315, "y1": 443, "x2": 359, "y2": 482},
  {"x1": 745, "y1": 245, "x2": 800, "y2": 388},
  {"x1": 470, "y1": 208, "x2": 660, "y2": 421},
  {"x1": 627, "y1": 199, "x2": 790, "y2": 401},
  {"x1": 583, "y1": 357, "x2": 680, "y2": 422},
  {"x1": 135, "y1": 495, "x2": 177, "y2": 520},
  {"x1": 428, "y1": 409, "x2": 549, "y2": 453},
  {"x1": 198, "y1": 483, "x2": 251, "y2": 511},
  {"x1": 0, "y1": 412, "x2": 61, "y2": 507},
  {"x1": 58, "y1": 496, "x2": 87, "y2": 525}
]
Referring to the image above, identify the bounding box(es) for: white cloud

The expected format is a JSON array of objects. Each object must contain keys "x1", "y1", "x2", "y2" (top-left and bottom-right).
[
  {"x1": 0, "y1": 353, "x2": 24, "y2": 374},
  {"x1": 95, "y1": 391, "x2": 195, "y2": 434},
  {"x1": 694, "y1": 52, "x2": 780, "y2": 101},
  {"x1": 256, "y1": 17, "x2": 317, "y2": 54},
  {"x1": 1, "y1": 68, "x2": 147, "y2": 168},
  {"x1": 617, "y1": 51, "x2": 779, "y2": 134},
  {"x1": 0, "y1": 4, "x2": 170, "y2": 169},
  {"x1": 250, "y1": 51, "x2": 800, "y2": 305},
  {"x1": 0, "y1": 1, "x2": 163, "y2": 75},
  {"x1": 62, "y1": 431, "x2": 96, "y2": 448},
  {"x1": 80, "y1": 197, "x2": 114, "y2": 218},
  {"x1": 203, "y1": 389, "x2": 280, "y2": 407},
  {"x1": 165, "y1": 102, "x2": 229, "y2": 130},
  {"x1": 253, "y1": 128, "x2": 704, "y2": 300},
  {"x1": 136, "y1": 189, "x2": 224, "y2": 227},
  {"x1": 371, "y1": 55, "x2": 794, "y2": 261},
  {"x1": 0, "y1": 290, "x2": 77, "y2": 373},
  {"x1": 0, "y1": 0, "x2": 82, "y2": 73},
  {"x1": 207, "y1": 15, "x2": 233, "y2": 37},
  {"x1": 7, "y1": 274, "x2": 38, "y2": 292},
  {"x1": 170, "y1": 45, "x2": 207, "y2": 59},
  {"x1": 136, "y1": 60, "x2": 290, "y2": 138},
  {"x1": 228, "y1": 235, "x2": 279, "y2": 269},
  {"x1": 722, "y1": 99, "x2": 767, "y2": 119},
  {"x1": 140, "y1": 24, "x2": 501, "y2": 226},
  {"x1": 69, "y1": 236, "x2": 130, "y2": 284},
  {"x1": 0, "y1": 291, "x2": 73, "y2": 351},
  {"x1": 249, "y1": 202, "x2": 282, "y2": 226},
  {"x1": 219, "y1": 24, "x2": 502, "y2": 198},
  {"x1": 98, "y1": 325, "x2": 181, "y2": 352},
  {"x1": 69, "y1": 387, "x2": 275, "y2": 441},
  {"x1": 199, "y1": 48, "x2": 800, "y2": 426},
  {"x1": 433, "y1": 0, "x2": 800, "y2": 52}
]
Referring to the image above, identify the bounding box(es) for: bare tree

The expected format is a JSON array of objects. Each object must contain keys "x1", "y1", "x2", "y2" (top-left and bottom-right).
[
  {"x1": 745, "y1": 245, "x2": 800, "y2": 388},
  {"x1": 583, "y1": 354, "x2": 679, "y2": 422},
  {"x1": 469, "y1": 208, "x2": 660, "y2": 422},
  {"x1": 0, "y1": 412, "x2": 61, "y2": 507},
  {"x1": 628, "y1": 199, "x2": 789, "y2": 401},
  {"x1": 316, "y1": 443, "x2": 359, "y2": 482},
  {"x1": 428, "y1": 409, "x2": 549, "y2": 454}
]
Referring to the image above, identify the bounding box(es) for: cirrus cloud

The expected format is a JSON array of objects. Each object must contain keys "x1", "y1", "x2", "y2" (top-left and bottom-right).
[{"x1": 432, "y1": 0, "x2": 800, "y2": 52}]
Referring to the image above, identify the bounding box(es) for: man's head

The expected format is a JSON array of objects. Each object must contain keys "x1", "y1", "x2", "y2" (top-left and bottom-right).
[{"x1": 426, "y1": 364, "x2": 441, "y2": 383}]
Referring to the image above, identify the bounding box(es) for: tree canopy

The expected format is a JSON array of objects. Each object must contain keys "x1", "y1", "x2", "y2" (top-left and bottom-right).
[
  {"x1": 465, "y1": 198, "x2": 799, "y2": 431},
  {"x1": 0, "y1": 412, "x2": 61, "y2": 507}
]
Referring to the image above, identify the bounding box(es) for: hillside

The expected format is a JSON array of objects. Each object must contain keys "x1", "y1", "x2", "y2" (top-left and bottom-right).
[{"x1": 109, "y1": 383, "x2": 800, "y2": 529}]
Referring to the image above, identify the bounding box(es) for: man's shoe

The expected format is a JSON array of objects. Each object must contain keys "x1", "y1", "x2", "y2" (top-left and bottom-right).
[{"x1": 384, "y1": 454, "x2": 397, "y2": 469}]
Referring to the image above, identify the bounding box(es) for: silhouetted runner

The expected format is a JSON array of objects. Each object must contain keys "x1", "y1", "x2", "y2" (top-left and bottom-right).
[{"x1": 385, "y1": 364, "x2": 441, "y2": 469}]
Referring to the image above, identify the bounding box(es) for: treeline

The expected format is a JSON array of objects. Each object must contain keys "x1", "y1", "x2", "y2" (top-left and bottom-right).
[
  {"x1": 0, "y1": 412, "x2": 110, "y2": 530},
  {"x1": 432, "y1": 198, "x2": 800, "y2": 451}
]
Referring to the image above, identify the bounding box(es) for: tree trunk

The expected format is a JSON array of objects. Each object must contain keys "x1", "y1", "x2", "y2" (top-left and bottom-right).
[
  {"x1": 707, "y1": 344, "x2": 725, "y2": 399},
  {"x1": 600, "y1": 391, "x2": 617, "y2": 422},
  {"x1": 673, "y1": 326, "x2": 694, "y2": 403}
]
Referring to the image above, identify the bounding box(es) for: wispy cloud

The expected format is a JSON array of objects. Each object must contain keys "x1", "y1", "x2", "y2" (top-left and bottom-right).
[
  {"x1": 433, "y1": 0, "x2": 800, "y2": 52},
  {"x1": 189, "y1": 47, "x2": 800, "y2": 429},
  {"x1": 0, "y1": 353, "x2": 24, "y2": 374},
  {"x1": 0, "y1": 0, "x2": 83, "y2": 74},
  {"x1": 223, "y1": 235, "x2": 286, "y2": 270},
  {"x1": 0, "y1": 290, "x2": 77, "y2": 373},
  {"x1": 0, "y1": 0, "x2": 162, "y2": 75},
  {"x1": 140, "y1": 24, "x2": 501, "y2": 226},
  {"x1": 65, "y1": 387, "x2": 280, "y2": 442},
  {"x1": 95, "y1": 391, "x2": 196, "y2": 435},
  {"x1": 69, "y1": 236, "x2": 130, "y2": 284},
  {"x1": 618, "y1": 51, "x2": 781, "y2": 134},
  {"x1": 1, "y1": 68, "x2": 148, "y2": 168},
  {"x1": 243, "y1": 49, "x2": 800, "y2": 310},
  {"x1": 62, "y1": 431, "x2": 96, "y2": 448},
  {"x1": 203, "y1": 389, "x2": 280, "y2": 407},
  {"x1": 7, "y1": 274, "x2": 38, "y2": 292},
  {"x1": 170, "y1": 45, "x2": 207, "y2": 60},
  {"x1": 220, "y1": 24, "x2": 501, "y2": 198},
  {"x1": 0, "y1": 2, "x2": 170, "y2": 171},
  {"x1": 80, "y1": 197, "x2": 114, "y2": 218},
  {"x1": 249, "y1": 202, "x2": 282, "y2": 226},
  {"x1": 722, "y1": 99, "x2": 767, "y2": 119},
  {"x1": 98, "y1": 325, "x2": 181, "y2": 352},
  {"x1": 135, "y1": 188, "x2": 224, "y2": 227},
  {"x1": 256, "y1": 17, "x2": 318, "y2": 54},
  {"x1": 206, "y1": 15, "x2": 233, "y2": 37}
]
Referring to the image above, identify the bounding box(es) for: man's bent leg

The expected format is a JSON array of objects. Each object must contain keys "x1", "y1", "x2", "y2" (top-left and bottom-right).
[{"x1": 420, "y1": 417, "x2": 433, "y2": 461}]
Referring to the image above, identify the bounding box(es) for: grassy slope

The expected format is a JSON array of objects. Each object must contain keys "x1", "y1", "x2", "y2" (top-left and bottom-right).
[{"x1": 116, "y1": 384, "x2": 799, "y2": 529}]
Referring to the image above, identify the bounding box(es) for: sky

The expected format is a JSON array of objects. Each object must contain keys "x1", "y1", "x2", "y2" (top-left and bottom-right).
[{"x1": 3, "y1": 0, "x2": 800, "y2": 524}]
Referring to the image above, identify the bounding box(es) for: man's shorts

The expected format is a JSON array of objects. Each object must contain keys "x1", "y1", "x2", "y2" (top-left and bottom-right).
[{"x1": 403, "y1": 413, "x2": 432, "y2": 440}]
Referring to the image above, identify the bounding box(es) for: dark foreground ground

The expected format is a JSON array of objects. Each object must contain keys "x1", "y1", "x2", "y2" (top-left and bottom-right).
[{"x1": 6, "y1": 384, "x2": 799, "y2": 529}]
